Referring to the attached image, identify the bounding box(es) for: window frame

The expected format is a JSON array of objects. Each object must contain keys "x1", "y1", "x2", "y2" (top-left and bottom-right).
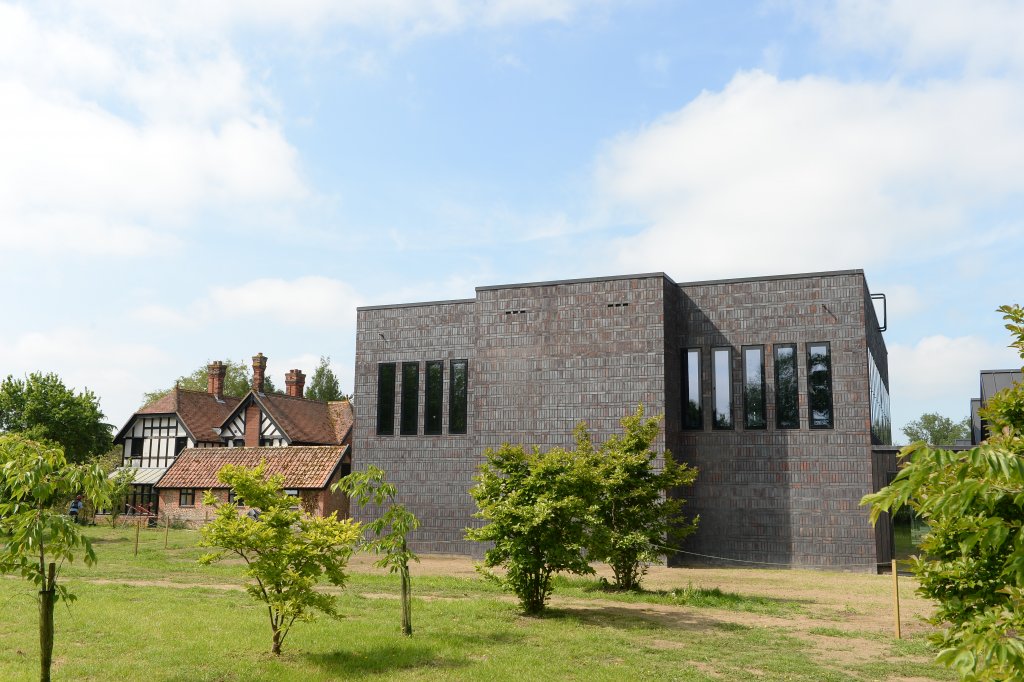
[
  {"x1": 807, "y1": 341, "x2": 835, "y2": 429},
  {"x1": 449, "y1": 359, "x2": 469, "y2": 435},
  {"x1": 742, "y1": 345, "x2": 766, "y2": 429},
  {"x1": 682, "y1": 348, "x2": 703, "y2": 430},
  {"x1": 376, "y1": 362, "x2": 397, "y2": 436},
  {"x1": 773, "y1": 344, "x2": 800, "y2": 429},
  {"x1": 399, "y1": 361, "x2": 420, "y2": 436},
  {"x1": 712, "y1": 346, "x2": 734, "y2": 430},
  {"x1": 179, "y1": 488, "x2": 195, "y2": 507},
  {"x1": 424, "y1": 360, "x2": 444, "y2": 435}
]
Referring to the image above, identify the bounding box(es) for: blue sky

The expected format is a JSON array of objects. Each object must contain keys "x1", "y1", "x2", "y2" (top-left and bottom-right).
[{"x1": 1, "y1": 0, "x2": 1021, "y2": 439}]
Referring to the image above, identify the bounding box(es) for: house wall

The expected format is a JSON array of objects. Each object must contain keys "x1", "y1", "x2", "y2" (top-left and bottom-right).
[
  {"x1": 121, "y1": 415, "x2": 193, "y2": 468},
  {"x1": 353, "y1": 270, "x2": 889, "y2": 569},
  {"x1": 158, "y1": 487, "x2": 343, "y2": 527},
  {"x1": 673, "y1": 271, "x2": 882, "y2": 570}
]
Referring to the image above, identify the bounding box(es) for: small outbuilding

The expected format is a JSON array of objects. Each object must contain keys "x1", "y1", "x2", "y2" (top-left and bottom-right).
[{"x1": 154, "y1": 445, "x2": 351, "y2": 526}]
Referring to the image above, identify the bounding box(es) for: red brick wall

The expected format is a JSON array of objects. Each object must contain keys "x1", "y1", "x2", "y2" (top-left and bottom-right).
[{"x1": 244, "y1": 404, "x2": 261, "y2": 447}]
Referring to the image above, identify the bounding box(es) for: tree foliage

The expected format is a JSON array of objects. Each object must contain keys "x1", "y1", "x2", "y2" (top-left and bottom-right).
[
  {"x1": 902, "y1": 412, "x2": 971, "y2": 446},
  {"x1": 863, "y1": 304, "x2": 1024, "y2": 681},
  {"x1": 0, "y1": 372, "x2": 112, "y2": 463},
  {"x1": 335, "y1": 466, "x2": 420, "y2": 634},
  {"x1": 306, "y1": 355, "x2": 346, "y2": 402},
  {"x1": 587, "y1": 406, "x2": 698, "y2": 590},
  {"x1": 198, "y1": 462, "x2": 361, "y2": 655},
  {"x1": 0, "y1": 434, "x2": 113, "y2": 682},
  {"x1": 467, "y1": 436, "x2": 597, "y2": 615},
  {"x1": 143, "y1": 359, "x2": 280, "y2": 405}
]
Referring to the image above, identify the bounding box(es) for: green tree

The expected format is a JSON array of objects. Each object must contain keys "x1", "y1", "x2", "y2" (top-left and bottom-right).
[
  {"x1": 587, "y1": 406, "x2": 698, "y2": 590},
  {"x1": 335, "y1": 466, "x2": 420, "y2": 634},
  {"x1": 0, "y1": 434, "x2": 113, "y2": 682},
  {"x1": 306, "y1": 356, "x2": 347, "y2": 402},
  {"x1": 143, "y1": 359, "x2": 280, "y2": 405},
  {"x1": 902, "y1": 412, "x2": 971, "y2": 446},
  {"x1": 467, "y1": 438, "x2": 597, "y2": 615},
  {"x1": 863, "y1": 304, "x2": 1024, "y2": 681},
  {"x1": 0, "y1": 372, "x2": 112, "y2": 463},
  {"x1": 198, "y1": 461, "x2": 361, "y2": 655}
]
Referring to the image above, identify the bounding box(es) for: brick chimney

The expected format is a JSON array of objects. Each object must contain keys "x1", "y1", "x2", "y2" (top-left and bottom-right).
[
  {"x1": 285, "y1": 369, "x2": 306, "y2": 398},
  {"x1": 207, "y1": 361, "x2": 226, "y2": 399},
  {"x1": 252, "y1": 353, "x2": 267, "y2": 393}
]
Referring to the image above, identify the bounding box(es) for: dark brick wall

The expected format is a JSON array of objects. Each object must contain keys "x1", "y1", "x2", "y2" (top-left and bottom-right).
[
  {"x1": 673, "y1": 272, "x2": 881, "y2": 570},
  {"x1": 353, "y1": 270, "x2": 889, "y2": 570}
]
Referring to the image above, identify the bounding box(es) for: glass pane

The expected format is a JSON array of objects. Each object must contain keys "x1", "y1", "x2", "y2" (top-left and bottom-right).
[
  {"x1": 683, "y1": 349, "x2": 702, "y2": 429},
  {"x1": 808, "y1": 343, "x2": 833, "y2": 428},
  {"x1": 774, "y1": 345, "x2": 799, "y2": 429},
  {"x1": 743, "y1": 347, "x2": 765, "y2": 428},
  {"x1": 869, "y1": 349, "x2": 891, "y2": 444},
  {"x1": 425, "y1": 361, "x2": 443, "y2": 435},
  {"x1": 449, "y1": 360, "x2": 468, "y2": 434},
  {"x1": 400, "y1": 362, "x2": 419, "y2": 436},
  {"x1": 712, "y1": 348, "x2": 732, "y2": 429},
  {"x1": 376, "y1": 363, "x2": 396, "y2": 435}
]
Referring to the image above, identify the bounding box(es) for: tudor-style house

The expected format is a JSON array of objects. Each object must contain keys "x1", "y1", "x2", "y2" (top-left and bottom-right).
[{"x1": 111, "y1": 354, "x2": 353, "y2": 520}]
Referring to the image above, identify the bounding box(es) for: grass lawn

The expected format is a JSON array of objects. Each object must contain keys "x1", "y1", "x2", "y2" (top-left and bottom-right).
[{"x1": 0, "y1": 526, "x2": 954, "y2": 681}]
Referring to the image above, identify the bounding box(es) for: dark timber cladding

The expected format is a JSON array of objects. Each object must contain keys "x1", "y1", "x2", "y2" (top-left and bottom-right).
[{"x1": 353, "y1": 270, "x2": 891, "y2": 570}]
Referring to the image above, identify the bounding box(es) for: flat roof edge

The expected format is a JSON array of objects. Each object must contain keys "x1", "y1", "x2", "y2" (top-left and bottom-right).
[
  {"x1": 358, "y1": 298, "x2": 476, "y2": 312},
  {"x1": 676, "y1": 269, "x2": 864, "y2": 288},
  {"x1": 979, "y1": 369, "x2": 1023, "y2": 374},
  {"x1": 476, "y1": 272, "x2": 675, "y2": 292}
]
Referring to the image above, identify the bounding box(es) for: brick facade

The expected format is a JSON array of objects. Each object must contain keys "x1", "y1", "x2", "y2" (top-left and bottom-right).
[{"x1": 353, "y1": 270, "x2": 893, "y2": 570}]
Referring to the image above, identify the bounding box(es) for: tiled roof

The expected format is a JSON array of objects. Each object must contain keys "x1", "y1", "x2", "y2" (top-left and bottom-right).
[
  {"x1": 155, "y1": 446, "x2": 349, "y2": 490},
  {"x1": 327, "y1": 399, "x2": 354, "y2": 445},
  {"x1": 258, "y1": 393, "x2": 343, "y2": 445},
  {"x1": 135, "y1": 387, "x2": 241, "y2": 443}
]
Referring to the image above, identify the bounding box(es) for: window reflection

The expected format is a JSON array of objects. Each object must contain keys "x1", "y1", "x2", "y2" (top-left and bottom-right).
[
  {"x1": 683, "y1": 349, "x2": 702, "y2": 429},
  {"x1": 743, "y1": 346, "x2": 766, "y2": 429},
  {"x1": 774, "y1": 345, "x2": 799, "y2": 429},
  {"x1": 807, "y1": 343, "x2": 833, "y2": 428},
  {"x1": 713, "y1": 347, "x2": 733, "y2": 429}
]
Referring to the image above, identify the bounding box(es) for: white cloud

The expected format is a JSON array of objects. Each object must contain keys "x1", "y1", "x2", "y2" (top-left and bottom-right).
[
  {"x1": 889, "y1": 334, "x2": 1019, "y2": 415},
  {"x1": 597, "y1": 70, "x2": 1024, "y2": 278},
  {"x1": 0, "y1": 327, "x2": 168, "y2": 424},
  {"x1": 791, "y1": 0, "x2": 1024, "y2": 74},
  {"x1": 139, "y1": 276, "x2": 364, "y2": 329}
]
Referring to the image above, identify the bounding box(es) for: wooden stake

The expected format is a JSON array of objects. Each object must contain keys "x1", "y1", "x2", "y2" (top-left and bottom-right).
[
  {"x1": 164, "y1": 515, "x2": 171, "y2": 549},
  {"x1": 134, "y1": 518, "x2": 141, "y2": 557},
  {"x1": 892, "y1": 559, "x2": 901, "y2": 639}
]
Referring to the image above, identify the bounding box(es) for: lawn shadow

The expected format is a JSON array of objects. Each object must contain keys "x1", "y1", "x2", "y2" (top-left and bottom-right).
[
  {"x1": 305, "y1": 631, "x2": 516, "y2": 677},
  {"x1": 542, "y1": 603, "x2": 754, "y2": 634}
]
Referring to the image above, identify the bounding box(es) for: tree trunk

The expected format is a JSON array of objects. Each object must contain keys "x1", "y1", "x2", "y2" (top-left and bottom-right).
[
  {"x1": 400, "y1": 562, "x2": 412, "y2": 636},
  {"x1": 272, "y1": 627, "x2": 282, "y2": 656},
  {"x1": 39, "y1": 562, "x2": 55, "y2": 682}
]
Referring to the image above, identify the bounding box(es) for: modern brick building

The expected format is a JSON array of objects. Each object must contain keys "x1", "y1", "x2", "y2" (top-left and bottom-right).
[{"x1": 353, "y1": 270, "x2": 894, "y2": 571}]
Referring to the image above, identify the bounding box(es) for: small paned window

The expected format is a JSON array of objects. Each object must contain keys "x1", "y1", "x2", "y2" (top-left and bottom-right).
[
  {"x1": 743, "y1": 346, "x2": 766, "y2": 429},
  {"x1": 400, "y1": 362, "x2": 420, "y2": 436},
  {"x1": 232, "y1": 439, "x2": 244, "y2": 447},
  {"x1": 449, "y1": 360, "x2": 468, "y2": 434},
  {"x1": 424, "y1": 361, "x2": 443, "y2": 435},
  {"x1": 682, "y1": 349, "x2": 702, "y2": 430},
  {"x1": 807, "y1": 342, "x2": 834, "y2": 428},
  {"x1": 712, "y1": 347, "x2": 733, "y2": 429},
  {"x1": 376, "y1": 363, "x2": 396, "y2": 436},
  {"x1": 774, "y1": 345, "x2": 799, "y2": 429},
  {"x1": 130, "y1": 438, "x2": 143, "y2": 459},
  {"x1": 228, "y1": 489, "x2": 244, "y2": 506},
  {"x1": 179, "y1": 488, "x2": 195, "y2": 507},
  {"x1": 174, "y1": 437, "x2": 187, "y2": 456}
]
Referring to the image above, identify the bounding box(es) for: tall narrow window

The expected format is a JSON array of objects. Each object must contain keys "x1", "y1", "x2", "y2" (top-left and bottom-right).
[
  {"x1": 712, "y1": 347, "x2": 733, "y2": 429},
  {"x1": 807, "y1": 342, "x2": 834, "y2": 428},
  {"x1": 179, "y1": 488, "x2": 195, "y2": 506},
  {"x1": 400, "y1": 362, "x2": 419, "y2": 436},
  {"x1": 376, "y1": 363, "x2": 396, "y2": 435},
  {"x1": 743, "y1": 346, "x2": 766, "y2": 429},
  {"x1": 424, "y1": 361, "x2": 443, "y2": 435},
  {"x1": 174, "y1": 436, "x2": 187, "y2": 456},
  {"x1": 449, "y1": 359, "x2": 468, "y2": 434},
  {"x1": 682, "y1": 349, "x2": 702, "y2": 429},
  {"x1": 774, "y1": 344, "x2": 799, "y2": 429}
]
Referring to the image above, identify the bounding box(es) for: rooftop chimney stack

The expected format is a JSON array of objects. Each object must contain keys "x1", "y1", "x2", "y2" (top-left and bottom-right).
[
  {"x1": 285, "y1": 369, "x2": 306, "y2": 398},
  {"x1": 252, "y1": 353, "x2": 267, "y2": 393},
  {"x1": 207, "y1": 361, "x2": 226, "y2": 399}
]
